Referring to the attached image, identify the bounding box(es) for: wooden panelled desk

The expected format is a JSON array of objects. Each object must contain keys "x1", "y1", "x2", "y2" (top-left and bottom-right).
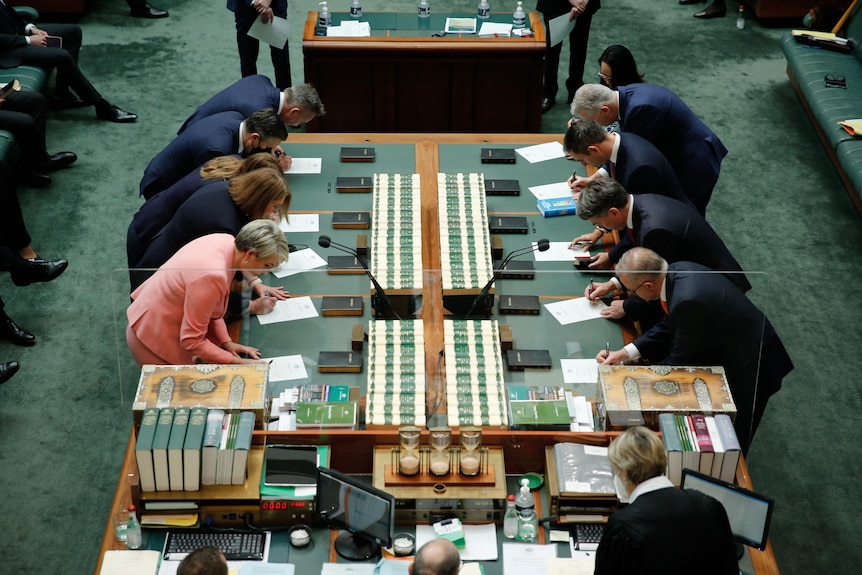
[
  {"x1": 302, "y1": 13, "x2": 546, "y2": 133},
  {"x1": 98, "y1": 134, "x2": 778, "y2": 574}
]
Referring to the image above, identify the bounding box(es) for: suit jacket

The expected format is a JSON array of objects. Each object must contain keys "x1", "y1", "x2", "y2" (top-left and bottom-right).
[
  {"x1": 536, "y1": 0, "x2": 600, "y2": 19},
  {"x1": 127, "y1": 234, "x2": 238, "y2": 365},
  {"x1": 140, "y1": 111, "x2": 244, "y2": 199},
  {"x1": 610, "y1": 132, "x2": 691, "y2": 207},
  {"x1": 595, "y1": 487, "x2": 738, "y2": 575},
  {"x1": 0, "y1": 2, "x2": 30, "y2": 68},
  {"x1": 617, "y1": 83, "x2": 728, "y2": 213},
  {"x1": 178, "y1": 75, "x2": 280, "y2": 134}
]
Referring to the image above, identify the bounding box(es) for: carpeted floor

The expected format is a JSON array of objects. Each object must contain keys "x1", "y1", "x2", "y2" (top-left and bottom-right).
[{"x1": 0, "y1": 1, "x2": 859, "y2": 573}]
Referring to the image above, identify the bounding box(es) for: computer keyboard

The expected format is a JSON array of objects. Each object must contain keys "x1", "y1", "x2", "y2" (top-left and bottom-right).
[
  {"x1": 163, "y1": 530, "x2": 266, "y2": 561},
  {"x1": 574, "y1": 523, "x2": 605, "y2": 551}
]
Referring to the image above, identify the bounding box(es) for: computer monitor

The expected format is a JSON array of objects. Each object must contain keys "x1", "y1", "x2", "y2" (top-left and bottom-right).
[
  {"x1": 681, "y1": 469, "x2": 774, "y2": 551},
  {"x1": 316, "y1": 466, "x2": 395, "y2": 561}
]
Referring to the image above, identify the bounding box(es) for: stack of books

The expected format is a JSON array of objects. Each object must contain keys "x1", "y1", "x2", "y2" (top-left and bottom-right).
[
  {"x1": 507, "y1": 385, "x2": 594, "y2": 431},
  {"x1": 659, "y1": 413, "x2": 741, "y2": 487},
  {"x1": 269, "y1": 384, "x2": 360, "y2": 431}
]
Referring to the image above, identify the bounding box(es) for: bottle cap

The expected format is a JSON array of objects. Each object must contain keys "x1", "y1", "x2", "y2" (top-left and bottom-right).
[
  {"x1": 128, "y1": 504, "x2": 136, "y2": 512},
  {"x1": 508, "y1": 494, "x2": 515, "y2": 501}
]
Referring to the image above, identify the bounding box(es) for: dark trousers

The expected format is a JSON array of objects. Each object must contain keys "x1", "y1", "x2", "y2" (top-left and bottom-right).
[
  {"x1": 0, "y1": 163, "x2": 31, "y2": 272},
  {"x1": 541, "y1": 10, "x2": 595, "y2": 103},
  {"x1": 0, "y1": 90, "x2": 49, "y2": 168},
  {"x1": 5, "y1": 23, "x2": 100, "y2": 104},
  {"x1": 233, "y1": 7, "x2": 291, "y2": 89}
]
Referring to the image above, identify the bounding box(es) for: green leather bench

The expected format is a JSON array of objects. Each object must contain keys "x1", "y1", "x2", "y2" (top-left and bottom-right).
[
  {"x1": 0, "y1": 6, "x2": 49, "y2": 164},
  {"x1": 782, "y1": 3, "x2": 862, "y2": 216}
]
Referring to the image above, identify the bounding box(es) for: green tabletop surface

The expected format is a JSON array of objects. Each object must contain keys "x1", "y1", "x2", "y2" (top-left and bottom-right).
[{"x1": 326, "y1": 13, "x2": 531, "y2": 37}]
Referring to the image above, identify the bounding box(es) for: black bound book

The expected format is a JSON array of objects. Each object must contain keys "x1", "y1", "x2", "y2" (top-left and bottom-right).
[
  {"x1": 484, "y1": 179, "x2": 520, "y2": 196},
  {"x1": 318, "y1": 351, "x2": 363, "y2": 373},
  {"x1": 340, "y1": 147, "x2": 376, "y2": 162},
  {"x1": 332, "y1": 211, "x2": 371, "y2": 229},
  {"x1": 327, "y1": 255, "x2": 366, "y2": 275},
  {"x1": 494, "y1": 259, "x2": 535, "y2": 280},
  {"x1": 321, "y1": 296, "x2": 364, "y2": 316},
  {"x1": 336, "y1": 177, "x2": 373, "y2": 192},
  {"x1": 506, "y1": 349, "x2": 553, "y2": 370},
  {"x1": 498, "y1": 295, "x2": 541, "y2": 315},
  {"x1": 480, "y1": 148, "x2": 516, "y2": 164},
  {"x1": 489, "y1": 216, "x2": 529, "y2": 234}
]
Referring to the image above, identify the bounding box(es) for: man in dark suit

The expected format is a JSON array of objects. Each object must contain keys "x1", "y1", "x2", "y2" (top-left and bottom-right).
[
  {"x1": 573, "y1": 82, "x2": 727, "y2": 215},
  {"x1": 178, "y1": 75, "x2": 324, "y2": 134},
  {"x1": 601, "y1": 247, "x2": 794, "y2": 453},
  {"x1": 0, "y1": 2, "x2": 136, "y2": 122},
  {"x1": 563, "y1": 119, "x2": 691, "y2": 207},
  {"x1": 536, "y1": 0, "x2": 601, "y2": 113},
  {"x1": 0, "y1": 89, "x2": 76, "y2": 186},
  {"x1": 139, "y1": 108, "x2": 287, "y2": 199},
  {"x1": 227, "y1": 0, "x2": 291, "y2": 90}
]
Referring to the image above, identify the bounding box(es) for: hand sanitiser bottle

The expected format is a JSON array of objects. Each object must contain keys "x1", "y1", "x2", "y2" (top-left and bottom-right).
[
  {"x1": 418, "y1": 0, "x2": 430, "y2": 18},
  {"x1": 125, "y1": 505, "x2": 143, "y2": 550},
  {"x1": 513, "y1": 2, "x2": 526, "y2": 29},
  {"x1": 478, "y1": 0, "x2": 490, "y2": 20},
  {"x1": 318, "y1": 2, "x2": 331, "y2": 27},
  {"x1": 350, "y1": 0, "x2": 362, "y2": 19}
]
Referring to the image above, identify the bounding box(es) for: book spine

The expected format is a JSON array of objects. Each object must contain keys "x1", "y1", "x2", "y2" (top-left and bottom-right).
[
  {"x1": 167, "y1": 407, "x2": 190, "y2": 492},
  {"x1": 134, "y1": 407, "x2": 160, "y2": 493},
  {"x1": 690, "y1": 414, "x2": 714, "y2": 452},
  {"x1": 715, "y1": 413, "x2": 741, "y2": 483},
  {"x1": 231, "y1": 412, "x2": 255, "y2": 485},
  {"x1": 152, "y1": 407, "x2": 175, "y2": 492},
  {"x1": 183, "y1": 407, "x2": 208, "y2": 492},
  {"x1": 658, "y1": 413, "x2": 683, "y2": 451},
  {"x1": 200, "y1": 409, "x2": 225, "y2": 486}
]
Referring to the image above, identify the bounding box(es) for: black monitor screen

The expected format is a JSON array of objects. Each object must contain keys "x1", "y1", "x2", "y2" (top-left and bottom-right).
[
  {"x1": 316, "y1": 467, "x2": 395, "y2": 560},
  {"x1": 681, "y1": 469, "x2": 774, "y2": 550}
]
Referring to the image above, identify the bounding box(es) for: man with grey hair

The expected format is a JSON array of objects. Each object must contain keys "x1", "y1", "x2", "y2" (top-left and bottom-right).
[
  {"x1": 410, "y1": 539, "x2": 461, "y2": 575},
  {"x1": 572, "y1": 83, "x2": 726, "y2": 215},
  {"x1": 599, "y1": 247, "x2": 793, "y2": 453}
]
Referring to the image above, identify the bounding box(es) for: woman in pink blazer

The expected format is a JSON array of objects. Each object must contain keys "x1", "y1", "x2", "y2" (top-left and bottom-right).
[{"x1": 126, "y1": 219, "x2": 290, "y2": 366}]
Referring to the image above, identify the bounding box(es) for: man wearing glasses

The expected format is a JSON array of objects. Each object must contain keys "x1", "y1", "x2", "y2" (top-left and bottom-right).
[{"x1": 598, "y1": 247, "x2": 793, "y2": 454}]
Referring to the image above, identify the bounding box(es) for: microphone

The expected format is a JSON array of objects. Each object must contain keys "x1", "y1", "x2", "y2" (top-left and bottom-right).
[
  {"x1": 464, "y1": 239, "x2": 551, "y2": 319},
  {"x1": 318, "y1": 235, "x2": 401, "y2": 320}
]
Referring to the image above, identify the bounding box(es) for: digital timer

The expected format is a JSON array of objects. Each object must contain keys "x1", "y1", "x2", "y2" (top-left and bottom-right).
[
  {"x1": 258, "y1": 498, "x2": 316, "y2": 525},
  {"x1": 261, "y1": 500, "x2": 309, "y2": 511}
]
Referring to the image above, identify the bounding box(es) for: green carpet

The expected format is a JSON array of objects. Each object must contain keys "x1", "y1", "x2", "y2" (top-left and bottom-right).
[{"x1": 0, "y1": 1, "x2": 859, "y2": 573}]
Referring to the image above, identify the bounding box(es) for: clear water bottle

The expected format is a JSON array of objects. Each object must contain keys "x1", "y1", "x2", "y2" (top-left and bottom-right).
[
  {"x1": 503, "y1": 494, "x2": 519, "y2": 539},
  {"x1": 516, "y1": 508, "x2": 538, "y2": 543},
  {"x1": 478, "y1": 0, "x2": 490, "y2": 19},
  {"x1": 126, "y1": 505, "x2": 143, "y2": 550},
  {"x1": 318, "y1": 1, "x2": 331, "y2": 27},
  {"x1": 512, "y1": 1, "x2": 526, "y2": 29},
  {"x1": 350, "y1": 0, "x2": 362, "y2": 18},
  {"x1": 514, "y1": 477, "x2": 535, "y2": 513},
  {"x1": 418, "y1": 0, "x2": 430, "y2": 18},
  {"x1": 736, "y1": 5, "x2": 745, "y2": 29}
]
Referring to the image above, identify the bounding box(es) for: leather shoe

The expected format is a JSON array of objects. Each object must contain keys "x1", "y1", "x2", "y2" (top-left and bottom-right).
[
  {"x1": 694, "y1": 3, "x2": 726, "y2": 18},
  {"x1": 51, "y1": 92, "x2": 87, "y2": 110},
  {"x1": 0, "y1": 313, "x2": 35, "y2": 347},
  {"x1": 41, "y1": 151, "x2": 78, "y2": 172},
  {"x1": 541, "y1": 97, "x2": 555, "y2": 114},
  {"x1": 10, "y1": 258, "x2": 68, "y2": 287},
  {"x1": 96, "y1": 102, "x2": 138, "y2": 123},
  {"x1": 130, "y1": 3, "x2": 169, "y2": 18},
  {"x1": 0, "y1": 361, "x2": 20, "y2": 384},
  {"x1": 17, "y1": 172, "x2": 51, "y2": 188}
]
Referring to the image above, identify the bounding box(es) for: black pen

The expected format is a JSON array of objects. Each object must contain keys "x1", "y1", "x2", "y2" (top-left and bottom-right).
[
  {"x1": 605, "y1": 341, "x2": 610, "y2": 361},
  {"x1": 589, "y1": 277, "x2": 594, "y2": 296},
  {"x1": 327, "y1": 182, "x2": 331, "y2": 194}
]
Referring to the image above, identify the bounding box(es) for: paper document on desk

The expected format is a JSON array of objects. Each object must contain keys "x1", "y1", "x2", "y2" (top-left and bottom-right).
[
  {"x1": 546, "y1": 557, "x2": 595, "y2": 575},
  {"x1": 279, "y1": 213, "x2": 319, "y2": 233},
  {"x1": 248, "y1": 15, "x2": 290, "y2": 48},
  {"x1": 322, "y1": 564, "x2": 376, "y2": 575},
  {"x1": 548, "y1": 13, "x2": 576, "y2": 47},
  {"x1": 257, "y1": 296, "x2": 319, "y2": 325},
  {"x1": 560, "y1": 358, "x2": 598, "y2": 384},
  {"x1": 239, "y1": 563, "x2": 296, "y2": 574},
  {"x1": 327, "y1": 21, "x2": 371, "y2": 37},
  {"x1": 265, "y1": 354, "x2": 308, "y2": 382},
  {"x1": 99, "y1": 550, "x2": 161, "y2": 575},
  {"x1": 271, "y1": 248, "x2": 327, "y2": 278},
  {"x1": 502, "y1": 543, "x2": 557, "y2": 575},
  {"x1": 533, "y1": 241, "x2": 579, "y2": 262},
  {"x1": 516, "y1": 141, "x2": 565, "y2": 163},
  {"x1": 285, "y1": 158, "x2": 323, "y2": 174},
  {"x1": 529, "y1": 181, "x2": 571, "y2": 200},
  {"x1": 415, "y1": 523, "x2": 498, "y2": 560},
  {"x1": 544, "y1": 297, "x2": 607, "y2": 325}
]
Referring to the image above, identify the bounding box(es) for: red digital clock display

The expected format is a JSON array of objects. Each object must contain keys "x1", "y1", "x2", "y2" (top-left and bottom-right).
[{"x1": 261, "y1": 501, "x2": 307, "y2": 511}]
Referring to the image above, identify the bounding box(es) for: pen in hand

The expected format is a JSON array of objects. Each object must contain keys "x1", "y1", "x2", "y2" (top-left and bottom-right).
[{"x1": 605, "y1": 342, "x2": 611, "y2": 362}]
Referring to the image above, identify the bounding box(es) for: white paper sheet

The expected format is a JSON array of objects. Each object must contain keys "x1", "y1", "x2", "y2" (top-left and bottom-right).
[
  {"x1": 502, "y1": 543, "x2": 557, "y2": 575},
  {"x1": 529, "y1": 181, "x2": 572, "y2": 200},
  {"x1": 256, "y1": 296, "x2": 319, "y2": 325},
  {"x1": 548, "y1": 12, "x2": 576, "y2": 48},
  {"x1": 264, "y1": 354, "x2": 308, "y2": 382},
  {"x1": 544, "y1": 297, "x2": 607, "y2": 325},
  {"x1": 414, "y1": 523, "x2": 499, "y2": 561},
  {"x1": 516, "y1": 141, "x2": 566, "y2": 163},
  {"x1": 560, "y1": 358, "x2": 599, "y2": 384},
  {"x1": 284, "y1": 158, "x2": 322, "y2": 174},
  {"x1": 532, "y1": 241, "x2": 580, "y2": 262},
  {"x1": 326, "y1": 21, "x2": 371, "y2": 37},
  {"x1": 279, "y1": 214, "x2": 319, "y2": 233},
  {"x1": 271, "y1": 248, "x2": 327, "y2": 278},
  {"x1": 247, "y1": 15, "x2": 290, "y2": 49}
]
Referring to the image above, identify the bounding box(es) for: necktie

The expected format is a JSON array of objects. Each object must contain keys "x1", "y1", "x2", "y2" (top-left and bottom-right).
[
  {"x1": 627, "y1": 227, "x2": 634, "y2": 243},
  {"x1": 660, "y1": 299, "x2": 668, "y2": 314},
  {"x1": 609, "y1": 162, "x2": 616, "y2": 180}
]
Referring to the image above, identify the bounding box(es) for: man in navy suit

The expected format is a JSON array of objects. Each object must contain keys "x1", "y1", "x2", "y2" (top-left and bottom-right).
[
  {"x1": 227, "y1": 0, "x2": 291, "y2": 89},
  {"x1": 601, "y1": 247, "x2": 794, "y2": 453},
  {"x1": 178, "y1": 75, "x2": 324, "y2": 134},
  {"x1": 0, "y1": 1, "x2": 136, "y2": 122},
  {"x1": 572, "y1": 83, "x2": 727, "y2": 215},
  {"x1": 139, "y1": 109, "x2": 287, "y2": 199}
]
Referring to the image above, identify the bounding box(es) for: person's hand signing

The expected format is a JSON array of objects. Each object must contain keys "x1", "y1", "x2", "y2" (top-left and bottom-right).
[{"x1": 596, "y1": 347, "x2": 628, "y2": 365}]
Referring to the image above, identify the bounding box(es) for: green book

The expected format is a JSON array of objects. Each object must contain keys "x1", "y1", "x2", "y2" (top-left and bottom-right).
[
  {"x1": 167, "y1": 407, "x2": 190, "y2": 491},
  {"x1": 151, "y1": 407, "x2": 175, "y2": 492},
  {"x1": 295, "y1": 402, "x2": 357, "y2": 429},
  {"x1": 201, "y1": 409, "x2": 225, "y2": 486},
  {"x1": 183, "y1": 407, "x2": 208, "y2": 492},
  {"x1": 231, "y1": 412, "x2": 256, "y2": 486},
  {"x1": 508, "y1": 399, "x2": 571, "y2": 430},
  {"x1": 134, "y1": 407, "x2": 160, "y2": 493}
]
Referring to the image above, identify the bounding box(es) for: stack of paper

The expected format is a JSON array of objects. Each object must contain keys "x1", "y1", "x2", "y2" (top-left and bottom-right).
[{"x1": 478, "y1": 22, "x2": 513, "y2": 38}]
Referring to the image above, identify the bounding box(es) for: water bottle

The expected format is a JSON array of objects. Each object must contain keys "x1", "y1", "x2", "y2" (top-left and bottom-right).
[
  {"x1": 736, "y1": 5, "x2": 745, "y2": 29},
  {"x1": 318, "y1": 1, "x2": 331, "y2": 27},
  {"x1": 513, "y1": 2, "x2": 526, "y2": 29},
  {"x1": 514, "y1": 477, "x2": 535, "y2": 513},
  {"x1": 418, "y1": 0, "x2": 430, "y2": 18},
  {"x1": 503, "y1": 494, "x2": 519, "y2": 539},
  {"x1": 126, "y1": 505, "x2": 143, "y2": 550},
  {"x1": 516, "y1": 508, "x2": 538, "y2": 543},
  {"x1": 350, "y1": 0, "x2": 362, "y2": 18},
  {"x1": 477, "y1": 0, "x2": 490, "y2": 20}
]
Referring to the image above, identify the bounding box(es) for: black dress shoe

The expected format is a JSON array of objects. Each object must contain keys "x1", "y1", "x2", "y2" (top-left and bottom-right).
[
  {"x1": 541, "y1": 97, "x2": 555, "y2": 114},
  {"x1": 96, "y1": 102, "x2": 138, "y2": 123},
  {"x1": 10, "y1": 258, "x2": 68, "y2": 287},
  {"x1": 130, "y1": 3, "x2": 169, "y2": 18},
  {"x1": 0, "y1": 361, "x2": 20, "y2": 384},
  {"x1": 17, "y1": 172, "x2": 52, "y2": 188},
  {"x1": 51, "y1": 92, "x2": 87, "y2": 110},
  {"x1": 0, "y1": 313, "x2": 35, "y2": 347},
  {"x1": 694, "y1": 3, "x2": 727, "y2": 18},
  {"x1": 41, "y1": 152, "x2": 78, "y2": 172}
]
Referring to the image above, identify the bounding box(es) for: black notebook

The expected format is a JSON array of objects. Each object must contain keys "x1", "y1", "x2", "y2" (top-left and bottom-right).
[
  {"x1": 484, "y1": 179, "x2": 520, "y2": 196},
  {"x1": 340, "y1": 147, "x2": 376, "y2": 162},
  {"x1": 480, "y1": 148, "x2": 516, "y2": 164},
  {"x1": 332, "y1": 211, "x2": 371, "y2": 229}
]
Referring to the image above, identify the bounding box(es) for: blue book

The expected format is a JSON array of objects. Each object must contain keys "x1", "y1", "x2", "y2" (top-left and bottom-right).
[{"x1": 537, "y1": 196, "x2": 577, "y2": 217}]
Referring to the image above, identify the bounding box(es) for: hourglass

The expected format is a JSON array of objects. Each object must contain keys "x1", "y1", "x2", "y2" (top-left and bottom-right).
[
  {"x1": 458, "y1": 427, "x2": 482, "y2": 476},
  {"x1": 428, "y1": 427, "x2": 452, "y2": 476},
  {"x1": 397, "y1": 426, "x2": 421, "y2": 476}
]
